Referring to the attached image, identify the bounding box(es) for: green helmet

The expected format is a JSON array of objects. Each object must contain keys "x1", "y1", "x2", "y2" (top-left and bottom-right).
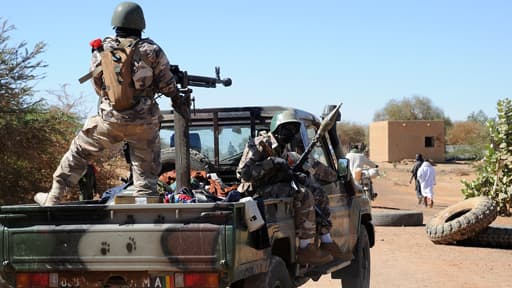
[
  {"x1": 270, "y1": 110, "x2": 301, "y2": 146},
  {"x1": 270, "y1": 110, "x2": 301, "y2": 133},
  {"x1": 111, "y1": 2, "x2": 146, "y2": 30}
]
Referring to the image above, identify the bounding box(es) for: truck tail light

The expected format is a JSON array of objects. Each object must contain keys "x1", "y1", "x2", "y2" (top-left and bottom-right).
[
  {"x1": 175, "y1": 272, "x2": 219, "y2": 288},
  {"x1": 16, "y1": 273, "x2": 49, "y2": 288}
]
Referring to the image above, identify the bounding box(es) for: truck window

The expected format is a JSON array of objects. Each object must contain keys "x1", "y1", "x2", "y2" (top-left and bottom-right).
[
  {"x1": 161, "y1": 127, "x2": 215, "y2": 161},
  {"x1": 219, "y1": 126, "x2": 251, "y2": 163},
  {"x1": 305, "y1": 126, "x2": 329, "y2": 167}
]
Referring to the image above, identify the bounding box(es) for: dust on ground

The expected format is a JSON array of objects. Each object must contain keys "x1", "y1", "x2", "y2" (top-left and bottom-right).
[{"x1": 303, "y1": 161, "x2": 512, "y2": 288}]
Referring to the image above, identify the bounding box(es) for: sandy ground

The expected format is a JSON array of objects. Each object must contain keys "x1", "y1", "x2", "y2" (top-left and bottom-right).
[{"x1": 303, "y1": 162, "x2": 512, "y2": 288}]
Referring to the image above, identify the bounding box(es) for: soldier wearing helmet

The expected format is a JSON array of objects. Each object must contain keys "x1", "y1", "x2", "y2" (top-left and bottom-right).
[
  {"x1": 237, "y1": 109, "x2": 342, "y2": 265},
  {"x1": 35, "y1": 2, "x2": 179, "y2": 206}
]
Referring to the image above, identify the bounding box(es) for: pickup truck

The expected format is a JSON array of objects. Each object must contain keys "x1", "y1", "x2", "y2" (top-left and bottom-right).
[{"x1": 0, "y1": 105, "x2": 374, "y2": 288}]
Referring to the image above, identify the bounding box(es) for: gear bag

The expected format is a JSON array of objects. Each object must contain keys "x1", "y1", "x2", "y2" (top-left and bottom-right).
[{"x1": 96, "y1": 38, "x2": 140, "y2": 111}]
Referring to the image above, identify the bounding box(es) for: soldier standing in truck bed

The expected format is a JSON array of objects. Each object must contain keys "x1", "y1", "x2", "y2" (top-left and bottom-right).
[
  {"x1": 237, "y1": 110, "x2": 344, "y2": 265},
  {"x1": 34, "y1": 1, "x2": 179, "y2": 206}
]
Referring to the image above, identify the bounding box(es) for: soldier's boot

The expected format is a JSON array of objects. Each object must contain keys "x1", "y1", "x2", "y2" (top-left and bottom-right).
[
  {"x1": 297, "y1": 244, "x2": 333, "y2": 265},
  {"x1": 34, "y1": 180, "x2": 65, "y2": 206},
  {"x1": 320, "y1": 241, "x2": 352, "y2": 261}
]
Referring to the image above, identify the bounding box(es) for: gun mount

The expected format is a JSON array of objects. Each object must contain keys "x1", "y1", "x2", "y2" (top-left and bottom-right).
[{"x1": 171, "y1": 65, "x2": 232, "y2": 190}]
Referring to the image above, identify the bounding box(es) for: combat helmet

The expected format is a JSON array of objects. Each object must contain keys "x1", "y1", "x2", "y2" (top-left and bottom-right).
[
  {"x1": 270, "y1": 110, "x2": 301, "y2": 145},
  {"x1": 111, "y1": 2, "x2": 146, "y2": 30},
  {"x1": 270, "y1": 110, "x2": 301, "y2": 133}
]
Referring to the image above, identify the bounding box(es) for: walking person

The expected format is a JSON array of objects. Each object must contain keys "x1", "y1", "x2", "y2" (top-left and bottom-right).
[
  {"x1": 409, "y1": 154, "x2": 424, "y2": 205},
  {"x1": 417, "y1": 159, "x2": 436, "y2": 208}
]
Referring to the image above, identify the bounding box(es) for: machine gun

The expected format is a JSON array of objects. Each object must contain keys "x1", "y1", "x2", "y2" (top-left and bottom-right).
[
  {"x1": 170, "y1": 65, "x2": 232, "y2": 89},
  {"x1": 172, "y1": 66, "x2": 232, "y2": 189}
]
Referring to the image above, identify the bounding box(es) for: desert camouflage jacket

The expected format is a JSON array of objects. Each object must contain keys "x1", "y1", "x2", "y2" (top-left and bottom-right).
[{"x1": 91, "y1": 36, "x2": 178, "y2": 124}]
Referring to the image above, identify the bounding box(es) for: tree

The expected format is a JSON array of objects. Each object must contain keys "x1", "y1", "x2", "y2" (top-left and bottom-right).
[
  {"x1": 336, "y1": 121, "x2": 367, "y2": 152},
  {"x1": 446, "y1": 120, "x2": 488, "y2": 160},
  {"x1": 462, "y1": 98, "x2": 512, "y2": 216},
  {"x1": 467, "y1": 109, "x2": 490, "y2": 125},
  {"x1": 446, "y1": 121, "x2": 484, "y2": 145},
  {"x1": 373, "y1": 95, "x2": 451, "y2": 126},
  {"x1": 0, "y1": 20, "x2": 83, "y2": 204}
]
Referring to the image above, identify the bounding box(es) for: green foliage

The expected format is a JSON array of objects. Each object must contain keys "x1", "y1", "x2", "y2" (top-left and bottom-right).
[
  {"x1": 0, "y1": 19, "x2": 84, "y2": 204},
  {"x1": 461, "y1": 99, "x2": 512, "y2": 215},
  {"x1": 336, "y1": 121, "x2": 367, "y2": 152},
  {"x1": 373, "y1": 95, "x2": 451, "y2": 127},
  {"x1": 467, "y1": 109, "x2": 490, "y2": 125}
]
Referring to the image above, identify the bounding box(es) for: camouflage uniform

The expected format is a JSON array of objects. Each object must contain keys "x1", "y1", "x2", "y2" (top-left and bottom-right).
[
  {"x1": 52, "y1": 36, "x2": 178, "y2": 197},
  {"x1": 237, "y1": 131, "x2": 316, "y2": 240},
  {"x1": 285, "y1": 152, "x2": 338, "y2": 236},
  {"x1": 306, "y1": 158, "x2": 338, "y2": 235}
]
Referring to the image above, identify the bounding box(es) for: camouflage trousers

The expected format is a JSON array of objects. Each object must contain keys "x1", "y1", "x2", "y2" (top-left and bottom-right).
[
  {"x1": 307, "y1": 180, "x2": 332, "y2": 235},
  {"x1": 52, "y1": 115, "x2": 161, "y2": 197},
  {"x1": 293, "y1": 183, "x2": 317, "y2": 240},
  {"x1": 253, "y1": 182, "x2": 316, "y2": 240}
]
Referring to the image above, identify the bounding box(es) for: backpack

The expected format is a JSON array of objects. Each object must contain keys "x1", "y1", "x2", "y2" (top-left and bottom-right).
[{"x1": 96, "y1": 38, "x2": 140, "y2": 111}]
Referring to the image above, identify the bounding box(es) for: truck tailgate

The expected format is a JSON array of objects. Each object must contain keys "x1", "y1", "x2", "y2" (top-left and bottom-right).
[{"x1": 4, "y1": 223, "x2": 228, "y2": 272}]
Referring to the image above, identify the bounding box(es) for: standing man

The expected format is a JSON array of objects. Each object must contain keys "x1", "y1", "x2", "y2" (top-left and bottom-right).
[
  {"x1": 35, "y1": 1, "x2": 179, "y2": 206},
  {"x1": 237, "y1": 110, "x2": 334, "y2": 265},
  {"x1": 409, "y1": 153, "x2": 424, "y2": 205},
  {"x1": 417, "y1": 159, "x2": 436, "y2": 208}
]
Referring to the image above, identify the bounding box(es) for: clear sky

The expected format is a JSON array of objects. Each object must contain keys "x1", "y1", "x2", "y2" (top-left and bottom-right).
[{"x1": 3, "y1": 0, "x2": 511, "y2": 124}]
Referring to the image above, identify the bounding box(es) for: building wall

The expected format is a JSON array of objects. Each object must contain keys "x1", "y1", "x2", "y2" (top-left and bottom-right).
[
  {"x1": 369, "y1": 120, "x2": 445, "y2": 162},
  {"x1": 369, "y1": 121, "x2": 389, "y2": 162}
]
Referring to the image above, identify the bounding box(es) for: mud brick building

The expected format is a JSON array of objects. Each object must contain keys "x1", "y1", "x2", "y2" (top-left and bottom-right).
[{"x1": 369, "y1": 120, "x2": 445, "y2": 162}]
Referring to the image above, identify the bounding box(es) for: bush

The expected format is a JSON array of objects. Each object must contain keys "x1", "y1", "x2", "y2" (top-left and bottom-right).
[{"x1": 461, "y1": 98, "x2": 512, "y2": 216}]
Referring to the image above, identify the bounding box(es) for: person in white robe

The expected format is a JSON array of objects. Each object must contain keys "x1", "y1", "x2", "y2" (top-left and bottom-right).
[{"x1": 417, "y1": 160, "x2": 436, "y2": 208}]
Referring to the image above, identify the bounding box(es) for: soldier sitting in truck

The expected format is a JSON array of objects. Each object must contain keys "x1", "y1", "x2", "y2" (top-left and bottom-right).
[
  {"x1": 237, "y1": 109, "x2": 340, "y2": 265},
  {"x1": 284, "y1": 151, "x2": 349, "y2": 261}
]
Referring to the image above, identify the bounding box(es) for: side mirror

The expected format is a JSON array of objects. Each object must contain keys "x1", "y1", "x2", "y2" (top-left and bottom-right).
[{"x1": 337, "y1": 158, "x2": 349, "y2": 180}]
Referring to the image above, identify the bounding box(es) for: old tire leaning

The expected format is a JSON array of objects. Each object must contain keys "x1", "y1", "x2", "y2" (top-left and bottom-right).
[
  {"x1": 458, "y1": 226, "x2": 512, "y2": 249},
  {"x1": 426, "y1": 196, "x2": 498, "y2": 244},
  {"x1": 372, "y1": 209, "x2": 423, "y2": 226},
  {"x1": 244, "y1": 256, "x2": 292, "y2": 288},
  {"x1": 335, "y1": 227, "x2": 370, "y2": 288},
  {"x1": 160, "y1": 147, "x2": 210, "y2": 173}
]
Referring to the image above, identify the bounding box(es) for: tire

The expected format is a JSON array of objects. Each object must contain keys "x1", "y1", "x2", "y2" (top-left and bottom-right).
[
  {"x1": 372, "y1": 209, "x2": 423, "y2": 226},
  {"x1": 335, "y1": 227, "x2": 371, "y2": 288},
  {"x1": 160, "y1": 147, "x2": 210, "y2": 173},
  {"x1": 244, "y1": 256, "x2": 293, "y2": 288},
  {"x1": 426, "y1": 196, "x2": 498, "y2": 244},
  {"x1": 458, "y1": 226, "x2": 512, "y2": 249}
]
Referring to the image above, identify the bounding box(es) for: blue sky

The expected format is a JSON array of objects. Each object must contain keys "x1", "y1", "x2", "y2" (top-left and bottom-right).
[{"x1": 3, "y1": 0, "x2": 511, "y2": 124}]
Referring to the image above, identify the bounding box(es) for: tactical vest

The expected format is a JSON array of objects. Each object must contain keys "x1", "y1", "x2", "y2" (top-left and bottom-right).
[{"x1": 95, "y1": 38, "x2": 141, "y2": 111}]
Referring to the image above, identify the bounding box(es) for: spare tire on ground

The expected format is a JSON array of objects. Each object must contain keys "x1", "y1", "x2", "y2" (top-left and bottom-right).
[
  {"x1": 458, "y1": 226, "x2": 512, "y2": 249},
  {"x1": 426, "y1": 196, "x2": 498, "y2": 245},
  {"x1": 372, "y1": 209, "x2": 424, "y2": 226}
]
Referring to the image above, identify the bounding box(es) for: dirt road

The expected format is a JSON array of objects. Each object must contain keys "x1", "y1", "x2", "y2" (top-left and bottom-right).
[{"x1": 303, "y1": 162, "x2": 512, "y2": 288}]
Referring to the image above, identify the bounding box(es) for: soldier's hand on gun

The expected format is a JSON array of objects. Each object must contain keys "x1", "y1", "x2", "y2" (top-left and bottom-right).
[{"x1": 292, "y1": 171, "x2": 308, "y2": 185}]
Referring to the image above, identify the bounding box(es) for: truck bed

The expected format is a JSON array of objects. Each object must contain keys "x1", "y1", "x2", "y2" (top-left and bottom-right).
[{"x1": 0, "y1": 199, "x2": 295, "y2": 287}]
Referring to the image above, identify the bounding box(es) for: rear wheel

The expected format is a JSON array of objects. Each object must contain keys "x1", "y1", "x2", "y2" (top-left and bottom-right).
[
  {"x1": 336, "y1": 227, "x2": 370, "y2": 288},
  {"x1": 244, "y1": 256, "x2": 292, "y2": 288}
]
